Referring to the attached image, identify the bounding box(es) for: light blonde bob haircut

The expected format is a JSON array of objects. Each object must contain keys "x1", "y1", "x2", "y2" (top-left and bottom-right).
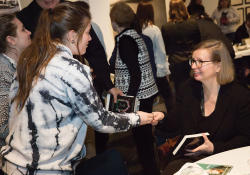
[
  {"x1": 192, "y1": 40, "x2": 235, "y2": 85},
  {"x1": 169, "y1": 0, "x2": 190, "y2": 22},
  {"x1": 110, "y1": 1, "x2": 134, "y2": 28}
]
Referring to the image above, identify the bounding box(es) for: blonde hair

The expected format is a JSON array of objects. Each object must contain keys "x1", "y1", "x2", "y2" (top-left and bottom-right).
[{"x1": 192, "y1": 40, "x2": 234, "y2": 85}]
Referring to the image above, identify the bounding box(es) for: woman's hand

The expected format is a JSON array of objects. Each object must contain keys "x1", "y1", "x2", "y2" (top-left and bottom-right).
[
  {"x1": 184, "y1": 133, "x2": 214, "y2": 156},
  {"x1": 108, "y1": 88, "x2": 124, "y2": 103},
  {"x1": 137, "y1": 111, "x2": 154, "y2": 125},
  {"x1": 151, "y1": 112, "x2": 165, "y2": 125}
]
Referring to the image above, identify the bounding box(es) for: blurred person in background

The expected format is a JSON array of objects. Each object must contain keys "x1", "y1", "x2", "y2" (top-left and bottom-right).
[
  {"x1": 162, "y1": 0, "x2": 200, "y2": 94},
  {"x1": 211, "y1": 0, "x2": 239, "y2": 42},
  {"x1": 136, "y1": 0, "x2": 173, "y2": 113}
]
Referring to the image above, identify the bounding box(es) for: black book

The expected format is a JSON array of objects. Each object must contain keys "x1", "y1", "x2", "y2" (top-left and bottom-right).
[
  {"x1": 173, "y1": 133, "x2": 210, "y2": 155},
  {"x1": 105, "y1": 94, "x2": 140, "y2": 113}
]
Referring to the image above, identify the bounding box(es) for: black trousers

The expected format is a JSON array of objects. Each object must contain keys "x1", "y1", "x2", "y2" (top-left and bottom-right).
[
  {"x1": 132, "y1": 94, "x2": 159, "y2": 175},
  {"x1": 93, "y1": 78, "x2": 109, "y2": 154},
  {"x1": 156, "y1": 77, "x2": 173, "y2": 112}
]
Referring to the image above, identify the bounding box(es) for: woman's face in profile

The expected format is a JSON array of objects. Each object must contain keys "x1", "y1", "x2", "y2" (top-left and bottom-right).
[
  {"x1": 10, "y1": 18, "x2": 31, "y2": 55},
  {"x1": 191, "y1": 49, "x2": 220, "y2": 83},
  {"x1": 78, "y1": 22, "x2": 92, "y2": 55}
]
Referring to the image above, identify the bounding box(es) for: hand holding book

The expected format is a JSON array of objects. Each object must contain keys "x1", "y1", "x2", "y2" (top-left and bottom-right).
[{"x1": 184, "y1": 133, "x2": 214, "y2": 156}]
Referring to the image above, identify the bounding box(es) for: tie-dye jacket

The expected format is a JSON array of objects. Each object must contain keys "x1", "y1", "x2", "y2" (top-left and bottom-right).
[{"x1": 1, "y1": 44, "x2": 140, "y2": 175}]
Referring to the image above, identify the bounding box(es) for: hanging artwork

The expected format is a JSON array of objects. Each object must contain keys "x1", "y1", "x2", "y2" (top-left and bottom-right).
[
  {"x1": 0, "y1": 0, "x2": 21, "y2": 15},
  {"x1": 236, "y1": 8, "x2": 244, "y2": 29},
  {"x1": 246, "y1": 0, "x2": 250, "y2": 4},
  {"x1": 231, "y1": 0, "x2": 243, "y2": 6}
]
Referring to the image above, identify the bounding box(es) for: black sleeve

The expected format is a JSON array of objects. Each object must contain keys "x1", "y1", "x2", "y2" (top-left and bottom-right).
[
  {"x1": 109, "y1": 43, "x2": 117, "y2": 74},
  {"x1": 161, "y1": 26, "x2": 170, "y2": 55},
  {"x1": 119, "y1": 35, "x2": 141, "y2": 97},
  {"x1": 83, "y1": 27, "x2": 114, "y2": 91}
]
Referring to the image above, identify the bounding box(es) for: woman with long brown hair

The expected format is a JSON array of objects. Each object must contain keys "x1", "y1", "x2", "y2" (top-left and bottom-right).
[
  {"x1": 1, "y1": 2, "x2": 154, "y2": 175},
  {"x1": 0, "y1": 13, "x2": 31, "y2": 175},
  {"x1": 161, "y1": 0, "x2": 201, "y2": 94}
]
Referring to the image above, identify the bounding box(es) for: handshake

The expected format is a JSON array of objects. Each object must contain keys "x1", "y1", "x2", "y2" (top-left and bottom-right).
[{"x1": 137, "y1": 111, "x2": 165, "y2": 126}]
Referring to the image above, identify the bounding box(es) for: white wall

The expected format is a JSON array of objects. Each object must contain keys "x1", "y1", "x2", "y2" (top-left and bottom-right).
[
  {"x1": 88, "y1": 0, "x2": 114, "y2": 59},
  {"x1": 19, "y1": 0, "x2": 32, "y2": 9}
]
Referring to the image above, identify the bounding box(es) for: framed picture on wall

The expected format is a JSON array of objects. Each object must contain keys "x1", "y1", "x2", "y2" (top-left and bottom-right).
[
  {"x1": 236, "y1": 8, "x2": 244, "y2": 29},
  {"x1": 0, "y1": 0, "x2": 21, "y2": 15},
  {"x1": 246, "y1": 0, "x2": 250, "y2": 4},
  {"x1": 232, "y1": 0, "x2": 243, "y2": 6},
  {"x1": 246, "y1": 7, "x2": 250, "y2": 17}
]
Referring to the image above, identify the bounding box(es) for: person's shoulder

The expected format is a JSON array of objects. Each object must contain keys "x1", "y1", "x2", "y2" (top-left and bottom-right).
[
  {"x1": 179, "y1": 78, "x2": 199, "y2": 93},
  {"x1": 16, "y1": 1, "x2": 35, "y2": 17}
]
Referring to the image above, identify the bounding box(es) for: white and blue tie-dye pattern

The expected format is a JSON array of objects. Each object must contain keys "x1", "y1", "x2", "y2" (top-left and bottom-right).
[{"x1": 1, "y1": 44, "x2": 140, "y2": 175}]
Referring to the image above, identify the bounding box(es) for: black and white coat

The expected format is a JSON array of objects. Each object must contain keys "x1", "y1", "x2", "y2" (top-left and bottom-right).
[{"x1": 1, "y1": 44, "x2": 140, "y2": 175}]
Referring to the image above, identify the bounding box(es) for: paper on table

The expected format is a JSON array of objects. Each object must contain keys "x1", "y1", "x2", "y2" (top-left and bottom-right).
[{"x1": 174, "y1": 163, "x2": 209, "y2": 175}]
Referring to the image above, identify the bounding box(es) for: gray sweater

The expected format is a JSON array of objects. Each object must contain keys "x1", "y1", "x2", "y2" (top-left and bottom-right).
[{"x1": 0, "y1": 53, "x2": 15, "y2": 148}]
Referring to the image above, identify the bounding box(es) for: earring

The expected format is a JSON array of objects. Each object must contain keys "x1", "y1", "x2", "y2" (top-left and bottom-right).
[{"x1": 71, "y1": 40, "x2": 75, "y2": 44}]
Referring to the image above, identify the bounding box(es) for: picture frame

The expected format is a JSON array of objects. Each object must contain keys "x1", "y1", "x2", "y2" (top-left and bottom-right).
[
  {"x1": 236, "y1": 8, "x2": 244, "y2": 29},
  {"x1": 246, "y1": 0, "x2": 250, "y2": 4},
  {"x1": 231, "y1": 0, "x2": 243, "y2": 6},
  {"x1": 0, "y1": 0, "x2": 21, "y2": 15},
  {"x1": 246, "y1": 7, "x2": 250, "y2": 17}
]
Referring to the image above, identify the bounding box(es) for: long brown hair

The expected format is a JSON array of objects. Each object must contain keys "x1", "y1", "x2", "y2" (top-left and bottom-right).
[
  {"x1": 0, "y1": 13, "x2": 17, "y2": 53},
  {"x1": 169, "y1": 0, "x2": 190, "y2": 22},
  {"x1": 136, "y1": 1, "x2": 154, "y2": 29},
  {"x1": 15, "y1": 2, "x2": 91, "y2": 112}
]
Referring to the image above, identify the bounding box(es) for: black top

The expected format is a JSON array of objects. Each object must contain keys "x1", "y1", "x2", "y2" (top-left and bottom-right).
[
  {"x1": 16, "y1": 0, "x2": 114, "y2": 91},
  {"x1": 234, "y1": 22, "x2": 249, "y2": 44},
  {"x1": 196, "y1": 18, "x2": 235, "y2": 59},
  {"x1": 161, "y1": 18, "x2": 201, "y2": 67},
  {"x1": 156, "y1": 78, "x2": 250, "y2": 154}
]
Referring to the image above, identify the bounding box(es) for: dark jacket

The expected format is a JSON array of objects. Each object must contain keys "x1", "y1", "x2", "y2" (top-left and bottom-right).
[
  {"x1": 16, "y1": 0, "x2": 114, "y2": 91},
  {"x1": 161, "y1": 18, "x2": 201, "y2": 68},
  {"x1": 156, "y1": 78, "x2": 250, "y2": 154},
  {"x1": 234, "y1": 22, "x2": 249, "y2": 44},
  {"x1": 196, "y1": 19, "x2": 235, "y2": 59}
]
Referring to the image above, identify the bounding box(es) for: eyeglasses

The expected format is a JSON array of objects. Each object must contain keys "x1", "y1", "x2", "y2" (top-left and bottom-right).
[{"x1": 189, "y1": 59, "x2": 214, "y2": 68}]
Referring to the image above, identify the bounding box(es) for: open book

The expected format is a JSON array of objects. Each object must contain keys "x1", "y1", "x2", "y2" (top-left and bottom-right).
[
  {"x1": 105, "y1": 94, "x2": 140, "y2": 113},
  {"x1": 173, "y1": 133, "x2": 210, "y2": 155},
  {"x1": 197, "y1": 163, "x2": 233, "y2": 175}
]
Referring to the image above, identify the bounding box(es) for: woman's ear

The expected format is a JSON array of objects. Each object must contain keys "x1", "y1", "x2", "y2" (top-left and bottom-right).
[
  {"x1": 216, "y1": 62, "x2": 221, "y2": 73},
  {"x1": 111, "y1": 22, "x2": 118, "y2": 32},
  {"x1": 6, "y1": 36, "x2": 17, "y2": 46},
  {"x1": 68, "y1": 30, "x2": 76, "y2": 44}
]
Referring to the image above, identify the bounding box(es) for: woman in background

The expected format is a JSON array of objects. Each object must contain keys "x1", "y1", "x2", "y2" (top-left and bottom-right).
[
  {"x1": 0, "y1": 13, "x2": 31, "y2": 175},
  {"x1": 187, "y1": 0, "x2": 205, "y2": 17},
  {"x1": 136, "y1": 0, "x2": 173, "y2": 112},
  {"x1": 161, "y1": 0, "x2": 200, "y2": 94},
  {"x1": 110, "y1": 2, "x2": 159, "y2": 175},
  {"x1": 1, "y1": 2, "x2": 154, "y2": 175},
  {"x1": 152, "y1": 40, "x2": 250, "y2": 175},
  {"x1": 211, "y1": 0, "x2": 239, "y2": 42}
]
